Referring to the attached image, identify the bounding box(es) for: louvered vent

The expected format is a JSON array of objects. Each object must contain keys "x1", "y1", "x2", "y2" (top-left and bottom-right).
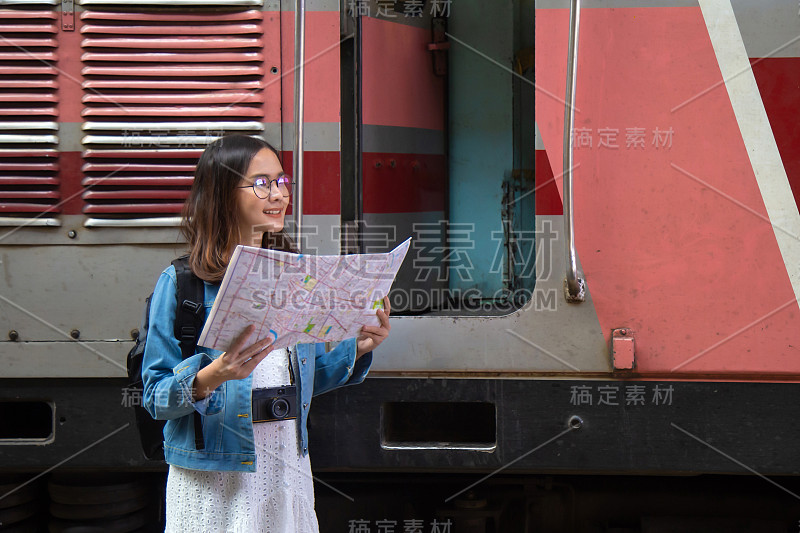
[
  {"x1": 79, "y1": 1, "x2": 266, "y2": 227},
  {"x1": 0, "y1": 6, "x2": 60, "y2": 227}
]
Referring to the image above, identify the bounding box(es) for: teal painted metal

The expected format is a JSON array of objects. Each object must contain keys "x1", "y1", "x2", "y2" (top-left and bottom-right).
[{"x1": 448, "y1": 0, "x2": 515, "y2": 297}]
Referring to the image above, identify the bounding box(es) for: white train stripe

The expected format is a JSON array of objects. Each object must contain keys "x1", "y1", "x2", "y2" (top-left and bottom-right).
[{"x1": 699, "y1": 0, "x2": 800, "y2": 302}]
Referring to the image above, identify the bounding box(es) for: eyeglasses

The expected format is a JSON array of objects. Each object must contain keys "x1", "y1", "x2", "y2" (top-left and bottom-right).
[{"x1": 237, "y1": 175, "x2": 293, "y2": 198}]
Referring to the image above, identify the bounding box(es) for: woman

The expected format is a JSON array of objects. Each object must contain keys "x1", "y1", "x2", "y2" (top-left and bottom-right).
[{"x1": 142, "y1": 135, "x2": 391, "y2": 532}]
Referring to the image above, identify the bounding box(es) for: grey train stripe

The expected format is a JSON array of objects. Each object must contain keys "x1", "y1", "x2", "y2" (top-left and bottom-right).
[
  {"x1": 362, "y1": 125, "x2": 445, "y2": 155},
  {"x1": 730, "y1": 0, "x2": 800, "y2": 59},
  {"x1": 537, "y1": 0, "x2": 800, "y2": 59},
  {"x1": 58, "y1": 122, "x2": 447, "y2": 154},
  {"x1": 56, "y1": 122, "x2": 342, "y2": 153}
]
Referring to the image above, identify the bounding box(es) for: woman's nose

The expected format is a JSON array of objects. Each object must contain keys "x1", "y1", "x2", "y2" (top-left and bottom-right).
[{"x1": 267, "y1": 181, "x2": 283, "y2": 200}]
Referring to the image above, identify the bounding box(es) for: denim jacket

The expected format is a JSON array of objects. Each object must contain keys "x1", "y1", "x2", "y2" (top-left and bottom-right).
[{"x1": 142, "y1": 265, "x2": 372, "y2": 473}]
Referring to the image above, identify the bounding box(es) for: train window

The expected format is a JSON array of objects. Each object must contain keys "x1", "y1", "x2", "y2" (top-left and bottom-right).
[
  {"x1": 0, "y1": 401, "x2": 54, "y2": 443},
  {"x1": 350, "y1": 0, "x2": 535, "y2": 316},
  {"x1": 380, "y1": 402, "x2": 496, "y2": 451}
]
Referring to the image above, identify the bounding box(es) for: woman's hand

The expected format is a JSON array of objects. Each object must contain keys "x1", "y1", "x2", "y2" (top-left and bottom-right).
[
  {"x1": 193, "y1": 325, "x2": 273, "y2": 400},
  {"x1": 356, "y1": 296, "x2": 391, "y2": 359}
]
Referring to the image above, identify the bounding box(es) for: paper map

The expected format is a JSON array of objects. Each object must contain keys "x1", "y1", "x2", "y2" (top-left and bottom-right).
[{"x1": 198, "y1": 238, "x2": 411, "y2": 351}]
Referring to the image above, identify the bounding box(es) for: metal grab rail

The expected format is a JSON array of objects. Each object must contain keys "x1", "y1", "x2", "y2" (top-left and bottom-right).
[
  {"x1": 292, "y1": 0, "x2": 305, "y2": 251},
  {"x1": 563, "y1": 0, "x2": 585, "y2": 303}
]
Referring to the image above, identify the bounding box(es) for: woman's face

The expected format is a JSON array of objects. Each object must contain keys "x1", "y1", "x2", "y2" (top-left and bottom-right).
[{"x1": 236, "y1": 148, "x2": 290, "y2": 245}]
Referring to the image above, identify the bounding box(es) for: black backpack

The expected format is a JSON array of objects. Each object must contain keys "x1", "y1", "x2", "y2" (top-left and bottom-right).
[{"x1": 127, "y1": 256, "x2": 207, "y2": 460}]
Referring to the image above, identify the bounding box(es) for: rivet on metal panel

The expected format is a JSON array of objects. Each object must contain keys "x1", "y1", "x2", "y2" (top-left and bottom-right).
[
  {"x1": 568, "y1": 415, "x2": 583, "y2": 430},
  {"x1": 8, "y1": 330, "x2": 19, "y2": 341},
  {"x1": 67, "y1": 230, "x2": 77, "y2": 239},
  {"x1": 270, "y1": 66, "x2": 279, "y2": 75},
  {"x1": 374, "y1": 160, "x2": 382, "y2": 168},
  {"x1": 131, "y1": 329, "x2": 139, "y2": 341},
  {"x1": 70, "y1": 329, "x2": 80, "y2": 340},
  {"x1": 611, "y1": 328, "x2": 635, "y2": 371},
  {"x1": 61, "y1": 0, "x2": 75, "y2": 31}
]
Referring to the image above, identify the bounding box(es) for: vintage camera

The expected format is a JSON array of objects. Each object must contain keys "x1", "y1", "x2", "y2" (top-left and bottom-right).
[{"x1": 252, "y1": 385, "x2": 298, "y2": 423}]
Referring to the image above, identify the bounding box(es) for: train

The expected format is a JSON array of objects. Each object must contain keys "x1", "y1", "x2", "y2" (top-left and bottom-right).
[{"x1": 2, "y1": 0, "x2": 800, "y2": 531}]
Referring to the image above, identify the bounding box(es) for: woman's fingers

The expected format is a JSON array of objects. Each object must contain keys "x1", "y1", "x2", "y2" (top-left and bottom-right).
[
  {"x1": 376, "y1": 309, "x2": 390, "y2": 329},
  {"x1": 227, "y1": 326, "x2": 274, "y2": 363},
  {"x1": 246, "y1": 337, "x2": 274, "y2": 356},
  {"x1": 358, "y1": 301, "x2": 390, "y2": 355},
  {"x1": 360, "y1": 326, "x2": 387, "y2": 340},
  {"x1": 364, "y1": 310, "x2": 390, "y2": 334},
  {"x1": 234, "y1": 338, "x2": 273, "y2": 365},
  {"x1": 359, "y1": 331, "x2": 382, "y2": 343},
  {"x1": 227, "y1": 324, "x2": 255, "y2": 358},
  {"x1": 358, "y1": 303, "x2": 391, "y2": 353}
]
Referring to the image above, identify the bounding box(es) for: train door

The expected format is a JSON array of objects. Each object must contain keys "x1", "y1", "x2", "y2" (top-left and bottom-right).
[{"x1": 348, "y1": 0, "x2": 536, "y2": 316}]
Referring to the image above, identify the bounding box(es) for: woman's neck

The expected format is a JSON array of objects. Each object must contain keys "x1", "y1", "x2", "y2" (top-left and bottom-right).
[{"x1": 239, "y1": 230, "x2": 263, "y2": 248}]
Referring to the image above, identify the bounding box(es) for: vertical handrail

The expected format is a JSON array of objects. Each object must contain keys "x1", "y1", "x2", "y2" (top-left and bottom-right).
[
  {"x1": 563, "y1": 0, "x2": 585, "y2": 302},
  {"x1": 292, "y1": 0, "x2": 306, "y2": 251}
]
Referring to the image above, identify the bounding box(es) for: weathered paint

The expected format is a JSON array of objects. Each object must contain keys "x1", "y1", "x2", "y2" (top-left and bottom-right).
[{"x1": 536, "y1": 6, "x2": 800, "y2": 374}]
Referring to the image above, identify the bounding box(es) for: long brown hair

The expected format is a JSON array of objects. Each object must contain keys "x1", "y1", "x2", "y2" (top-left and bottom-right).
[{"x1": 181, "y1": 135, "x2": 298, "y2": 282}]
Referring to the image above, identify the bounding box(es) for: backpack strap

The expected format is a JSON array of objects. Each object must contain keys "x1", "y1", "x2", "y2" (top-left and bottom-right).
[
  {"x1": 171, "y1": 256, "x2": 206, "y2": 452},
  {"x1": 173, "y1": 256, "x2": 204, "y2": 359}
]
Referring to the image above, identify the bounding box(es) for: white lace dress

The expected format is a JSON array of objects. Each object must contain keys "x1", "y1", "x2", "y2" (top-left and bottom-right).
[{"x1": 164, "y1": 348, "x2": 319, "y2": 533}]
